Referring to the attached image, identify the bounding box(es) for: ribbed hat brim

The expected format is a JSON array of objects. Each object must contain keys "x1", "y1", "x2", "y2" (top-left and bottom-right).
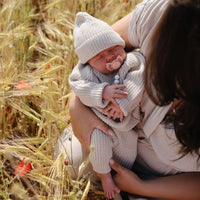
[{"x1": 76, "y1": 30, "x2": 125, "y2": 64}]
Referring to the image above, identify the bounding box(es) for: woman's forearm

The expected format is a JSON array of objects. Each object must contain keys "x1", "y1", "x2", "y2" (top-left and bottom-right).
[
  {"x1": 69, "y1": 91, "x2": 94, "y2": 152},
  {"x1": 110, "y1": 160, "x2": 200, "y2": 200},
  {"x1": 141, "y1": 172, "x2": 200, "y2": 200},
  {"x1": 111, "y1": 12, "x2": 133, "y2": 51}
]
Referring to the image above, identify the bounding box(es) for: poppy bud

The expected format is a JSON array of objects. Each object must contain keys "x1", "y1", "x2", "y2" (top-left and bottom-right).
[{"x1": 64, "y1": 158, "x2": 68, "y2": 165}]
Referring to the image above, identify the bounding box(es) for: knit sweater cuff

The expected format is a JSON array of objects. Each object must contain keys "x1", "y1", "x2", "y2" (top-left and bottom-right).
[{"x1": 90, "y1": 83, "x2": 109, "y2": 108}]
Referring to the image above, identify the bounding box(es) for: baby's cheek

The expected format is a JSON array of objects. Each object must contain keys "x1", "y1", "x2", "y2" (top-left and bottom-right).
[
  {"x1": 118, "y1": 49, "x2": 126, "y2": 58},
  {"x1": 122, "y1": 52, "x2": 126, "y2": 61}
]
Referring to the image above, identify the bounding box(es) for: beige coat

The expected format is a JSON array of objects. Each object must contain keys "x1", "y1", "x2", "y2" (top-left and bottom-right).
[{"x1": 129, "y1": 0, "x2": 200, "y2": 173}]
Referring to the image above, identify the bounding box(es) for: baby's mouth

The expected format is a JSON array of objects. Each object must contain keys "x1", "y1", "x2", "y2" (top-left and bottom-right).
[{"x1": 106, "y1": 55, "x2": 123, "y2": 72}]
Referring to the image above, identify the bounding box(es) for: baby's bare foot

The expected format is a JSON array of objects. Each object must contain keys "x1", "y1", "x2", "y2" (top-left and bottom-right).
[{"x1": 97, "y1": 172, "x2": 120, "y2": 199}]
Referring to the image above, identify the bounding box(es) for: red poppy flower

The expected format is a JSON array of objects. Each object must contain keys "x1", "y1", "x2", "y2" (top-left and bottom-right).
[
  {"x1": 45, "y1": 65, "x2": 50, "y2": 69},
  {"x1": 15, "y1": 80, "x2": 31, "y2": 90},
  {"x1": 14, "y1": 158, "x2": 32, "y2": 175}
]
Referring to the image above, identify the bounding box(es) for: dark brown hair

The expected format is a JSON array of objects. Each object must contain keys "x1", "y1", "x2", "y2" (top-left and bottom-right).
[{"x1": 144, "y1": 1, "x2": 200, "y2": 155}]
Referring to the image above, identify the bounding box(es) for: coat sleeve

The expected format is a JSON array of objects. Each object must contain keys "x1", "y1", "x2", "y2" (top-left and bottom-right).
[
  {"x1": 69, "y1": 63, "x2": 109, "y2": 108},
  {"x1": 128, "y1": 0, "x2": 169, "y2": 56}
]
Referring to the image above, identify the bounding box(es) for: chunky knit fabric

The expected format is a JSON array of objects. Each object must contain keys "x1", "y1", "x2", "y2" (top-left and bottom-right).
[
  {"x1": 69, "y1": 51, "x2": 144, "y2": 131},
  {"x1": 69, "y1": 51, "x2": 145, "y2": 173},
  {"x1": 74, "y1": 12, "x2": 125, "y2": 64}
]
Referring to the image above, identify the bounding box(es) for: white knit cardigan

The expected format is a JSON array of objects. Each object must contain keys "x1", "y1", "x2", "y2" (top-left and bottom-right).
[{"x1": 69, "y1": 51, "x2": 145, "y2": 132}]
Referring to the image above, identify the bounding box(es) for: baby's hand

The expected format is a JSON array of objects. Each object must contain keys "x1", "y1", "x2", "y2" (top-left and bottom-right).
[
  {"x1": 102, "y1": 84, "x2": 128, "y2": 106},
  {"x1": 103, "y1": 102, "x2": 124, "y2": 122}
]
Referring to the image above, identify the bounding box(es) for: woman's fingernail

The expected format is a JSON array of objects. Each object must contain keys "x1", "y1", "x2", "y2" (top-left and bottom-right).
[
  {"x1": 108, "y1": 129, "x2": 114, "y2": 136},
  {"x1": 109, "y1": 159, "x2": 114, "y2": 165}
]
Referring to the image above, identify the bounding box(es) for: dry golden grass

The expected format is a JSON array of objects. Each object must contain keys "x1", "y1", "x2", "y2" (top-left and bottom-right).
[{"x1": 0, "y1": 0, "x2": 140, "y2": 199}]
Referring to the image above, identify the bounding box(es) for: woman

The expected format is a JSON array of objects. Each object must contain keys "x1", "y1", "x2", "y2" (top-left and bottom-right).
[{"x1": 64, "y1": 0, "x2": 200, "y2": 199}]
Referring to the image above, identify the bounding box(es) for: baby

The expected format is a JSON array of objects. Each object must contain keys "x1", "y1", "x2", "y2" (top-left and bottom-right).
[{"x1": 69, "y1": 12, "x2": 145, "y2": 199}]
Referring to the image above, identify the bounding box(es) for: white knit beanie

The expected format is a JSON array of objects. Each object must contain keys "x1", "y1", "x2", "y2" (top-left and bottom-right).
[{"x1": 73, "y1": 12, "x2": 125, "y2": 64}]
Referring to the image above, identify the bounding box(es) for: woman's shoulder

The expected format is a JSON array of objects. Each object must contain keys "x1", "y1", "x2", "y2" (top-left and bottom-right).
[
  {"x1": 128, "y1": 0, "x2": 169, "y2": 55},
  {"x1": 130, "y1": 0, "x2": 169, "y2": 28}
]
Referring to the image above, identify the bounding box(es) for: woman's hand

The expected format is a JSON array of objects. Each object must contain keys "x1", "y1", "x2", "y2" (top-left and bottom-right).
[
  {"x1": 69, "y1": 91, "x2": 113, "y2": 153},
  {"x1": 109, "y1": 159, "x2": 143, "y2": 194},
  {"x1": 110, "y1": 159, "x2": 200, "y2": 200}
]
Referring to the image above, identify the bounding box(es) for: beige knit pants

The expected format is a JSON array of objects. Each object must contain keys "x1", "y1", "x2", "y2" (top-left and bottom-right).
[{"x1": 90, "y1": 128, "x2": 138, "y2": 174}]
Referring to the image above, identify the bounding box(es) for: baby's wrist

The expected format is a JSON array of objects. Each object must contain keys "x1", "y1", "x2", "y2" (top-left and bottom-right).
[{"x1": 102, "y1": 85, "x2": 109, "y2": 100}]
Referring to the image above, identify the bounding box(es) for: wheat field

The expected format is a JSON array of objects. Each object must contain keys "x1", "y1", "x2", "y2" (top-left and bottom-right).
[{"x1": 0, "y1": 0, "x2": 140, "y2": 199}]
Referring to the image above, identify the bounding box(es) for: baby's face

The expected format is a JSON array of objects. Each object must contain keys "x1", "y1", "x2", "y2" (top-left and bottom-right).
[{"x1": 88, "y1": 45, "x2": 126, "y2": 74}]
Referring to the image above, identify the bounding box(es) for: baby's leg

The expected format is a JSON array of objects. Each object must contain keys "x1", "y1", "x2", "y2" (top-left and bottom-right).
[
  {"x1": 97, "y1": 172, "x2": 120, "y2": 199},
  {"x1": 112, "y1": 128, "x2": 138, "y2": 169},
  {"x1": 90, "y1": 129, "x2": 120, "y2": 198}
]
